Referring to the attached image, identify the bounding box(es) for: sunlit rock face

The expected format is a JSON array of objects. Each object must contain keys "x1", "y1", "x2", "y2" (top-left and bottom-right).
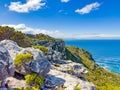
[
  {"x1": 0, "y1": 45, "x2": 14, "y2": 87},
  {"x1": 0, "y1": 40, "x2": 51, "y2": 77}
]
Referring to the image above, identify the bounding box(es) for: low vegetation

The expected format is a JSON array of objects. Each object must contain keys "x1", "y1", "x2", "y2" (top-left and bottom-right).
[
  {"x1": 55, "y1": 64, "x2": 60, "y2": 67},
  {"x1": 33, "y1": 45, "x2": 48, "y2": 55},
  {"x1": 52, "y1": 45, "x2": 82, "y2": 63},
  {"x1": 67, "y1": 46, "x2": 120, "y2": 90},
  {"x1": 1, "y1": 26, "x2": 120, "y2": 90},
  {"x1": 0, "y1": 26, "x2": 60, "y2": 47},
  {"x1": 25, "y1": 73, "x2": 44, "y2": 88},
  {"x1": 68, "y1": 67, "x2": 74, "y2": 74},
  {"x1": 0, "y1": 26, "x2": 32, "y2": 47},
  {"x1": 74, "y1": 83, "x2": 81, "y2": 90},
  {"x1": 14, "y1": 53, "x2": 33, "y2": 66},
  {"x1": 14, "y1": 86, "x2": 39, "y2": 90}
]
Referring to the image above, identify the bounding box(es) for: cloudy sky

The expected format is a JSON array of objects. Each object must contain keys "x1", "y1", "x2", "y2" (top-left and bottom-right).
[{"x1": 0, "y1": 0, "x2": 120, "y2": 39}]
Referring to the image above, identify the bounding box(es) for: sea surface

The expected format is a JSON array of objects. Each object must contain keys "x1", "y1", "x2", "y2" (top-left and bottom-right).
[{"x1": 65, "y1": 40, "x2": 120, "y2": 74}]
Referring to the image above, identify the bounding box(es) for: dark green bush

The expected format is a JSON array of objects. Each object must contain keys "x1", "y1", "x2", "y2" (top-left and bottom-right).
[{"x1": 0, "y1": 26, "x2": 32, "y2": 47}]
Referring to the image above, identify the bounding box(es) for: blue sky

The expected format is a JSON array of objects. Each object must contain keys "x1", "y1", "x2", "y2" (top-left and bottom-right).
[{"x1": 0, "y1": 0, "x2": 120, "y2": 39}]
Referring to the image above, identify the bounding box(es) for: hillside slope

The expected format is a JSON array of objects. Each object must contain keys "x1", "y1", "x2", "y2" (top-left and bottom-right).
[
  {"x1": 67, "y1": 46, "x2": 120, "y2": 90},
  {"x1": 0, "y1": 26, "x2": 120, "y2": 90}
]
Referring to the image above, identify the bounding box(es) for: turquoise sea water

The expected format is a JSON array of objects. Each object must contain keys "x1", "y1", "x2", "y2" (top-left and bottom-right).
[{"x1": 65, "y1": 40, "x2": 120, "y2": 74}]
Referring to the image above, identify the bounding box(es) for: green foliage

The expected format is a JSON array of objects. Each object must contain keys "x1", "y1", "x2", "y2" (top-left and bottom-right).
[
  {"x1": 0, "y1": 26, "x2": 31, "y2": 47},
  {"x1": 68, "y1": 67, "x2": 74, "y2": 74},
  {"x1": 74, "y1": 84, "x2": 81, "y2": 90},
  {"x1": 55, "y1": 64, "x2": 60, "y2": 67},
  {"x1": 35, "y1": 33, "x2": 55, "y2": 41},
  {"x1": 67, "y1": 46, "x2": 120, "y2": 90},
  {"x1": 52, "y1": 45, "x2": 81, "y2": 63},
  {"x1": 33, "y1": 45, "x2": 48, "y2": 55},
  {"x1": 12, "y1": 31, "x2": 32, "y2": 47},
  {"x1": 97, "y1": 84, "x2": 120, "y2": 90},
  {"x1": 0, "y1": 26, "x2": 62, "y2": 47},
  {"x1": 0, "y1": 26, "x2": 14, "y2": 40},
  {"x1": 14, "y1": 86, "x2": 39, "y2": 90},
  {"x1": 25, "y1": 73, "x2": 44, "y2": 88},
  {"x1": 14, "y1": 53, "x2": 33, "y2": 66}
]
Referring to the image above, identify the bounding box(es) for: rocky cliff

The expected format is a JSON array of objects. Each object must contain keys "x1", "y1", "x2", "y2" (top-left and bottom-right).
[
  {"x1": 0, "y1": 26, "x2": 120, "y2": 90},
  {"x1": 0, "y1": 40, "x2": 95, "y2": 90}
]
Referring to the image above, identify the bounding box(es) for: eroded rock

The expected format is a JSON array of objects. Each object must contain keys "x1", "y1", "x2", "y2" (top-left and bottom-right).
[
  {"x1": 0, "y1": 45, "x2": 14, "y2": 87},
  {"x1": 0, "y1": 40, "x2": 51, "y2": 77},
  {"x1": 48, "y1": 69, "x2": 95, "y2": 90}
]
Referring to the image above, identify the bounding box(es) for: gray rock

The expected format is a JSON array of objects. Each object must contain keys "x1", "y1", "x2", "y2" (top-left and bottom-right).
[
  {"x1": 0, "y1": 45, "x2": 14, "y2": 87},
  {"x1": 0, "y1": 40, "x2": 51, "y2": 77},
  {"x1": 16, "y1": 48, "x2": 51, "y2": 76},
  {"x1": 56, "y1": 60, "x2": 88, "y2": 78},
  {"x1": 0, "y1": 40, "x2": 22, "y2": 59},
  {"x1": 44, "y1": 74, "x2": 65, "y2": 88},
  {"x1": 48, "y1": 69, "x2": 96, "y2": 90},
  {"x1": 47, "y1": 48, "x2": 62, "y2": 61}
]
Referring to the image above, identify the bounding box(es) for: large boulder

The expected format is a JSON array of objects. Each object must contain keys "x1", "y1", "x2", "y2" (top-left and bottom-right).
[
  {"x1": 0, "y1": 40, "x2": 22, "y2": 59},
  {"x1": 0, "y1": 45, "x2": 14, "y2": 87},
  {"x1": 16, "y1": 48, "x2": 51, "y2": 76},
  {"x1": 42, "y1": 74, "x2": 65, "y2": 89},
  {"x1": 0, "y1": 40, "x2": 51, "y2": 77}
]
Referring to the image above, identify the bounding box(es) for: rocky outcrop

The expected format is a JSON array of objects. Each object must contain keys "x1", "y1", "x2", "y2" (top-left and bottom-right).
[
  {"x1": 46, "y1": 69, "x2": 95, "y2": 90},
  {"x1": 15, "y1": 47, "x2": 51, "y2": 76},
  {"x1": 0, "y1": 45, "x2": 14, "y2": 87},
  {"x1": 0, "y1": 40, "x2": 51, "y2": 77},
  {"x1": 43, "y1": 74, "x2": 65, "y2": 89},
  {"x1": 0, "y1": 40, "x2": 22, "y2": 59},
  {"x1": 6, "y1": 77, "x2": 29, "y2": 88},
  {"x1": 0, "y1": 40, "x2": 96, "y2": 90},
  {"x1": 55, "y1": 60, "x2": 88, "y2": 78},
  {"x1": 47, "y1": 48, "x2": 63, "y2": 61}
]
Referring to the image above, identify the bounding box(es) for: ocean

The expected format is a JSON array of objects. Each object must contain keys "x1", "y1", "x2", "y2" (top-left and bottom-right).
[{"x1": 65, "y1": 40, "x2": 120, "y2": 74}]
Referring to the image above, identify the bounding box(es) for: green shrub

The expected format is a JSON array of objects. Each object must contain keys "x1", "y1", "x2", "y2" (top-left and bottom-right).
[
  {"x1": 0, "y1": 26, "x2": 32, "y2": 47},
  {"x1": 14, "y1": 86, "x2": 39, "y2": 90},
  {"x1": 25, "y1": 73, "x2": 44, "y2": 88},
  {"x1": 68, "y1": 67, "x2": 74, "y2": 74},
  {"x1": 25, "y1": 73, "x2": 37, "y2": 84},
  {"x1": 33, "y1": 46, "x2": 48, "y2": 55},
  {"x1": 74, "y1": 84, "x2": 81, "y2": 90},
  {"x1": 55, "y1": 64, "x2": 60, "y2": 67},
  {"x1": 14, "y1": 53, "x2": 33, "y2": 66}
]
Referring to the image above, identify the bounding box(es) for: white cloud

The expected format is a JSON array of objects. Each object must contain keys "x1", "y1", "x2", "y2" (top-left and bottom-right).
[
  {"x1": 8, "y1": 0, "x2": 45, "y2": 13},
  {"x1": 61, "y1": 0, "x2": 70, "y2": 3},
  {"x1": 1, "y1": 24, "x2": 59, "y2": 35},
  {"x1": 2, "y1": 24, "x2": 120, "y2": 39},
  {"x1": 75, "y1": 2, "x2": 100, "y2": 14}
]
